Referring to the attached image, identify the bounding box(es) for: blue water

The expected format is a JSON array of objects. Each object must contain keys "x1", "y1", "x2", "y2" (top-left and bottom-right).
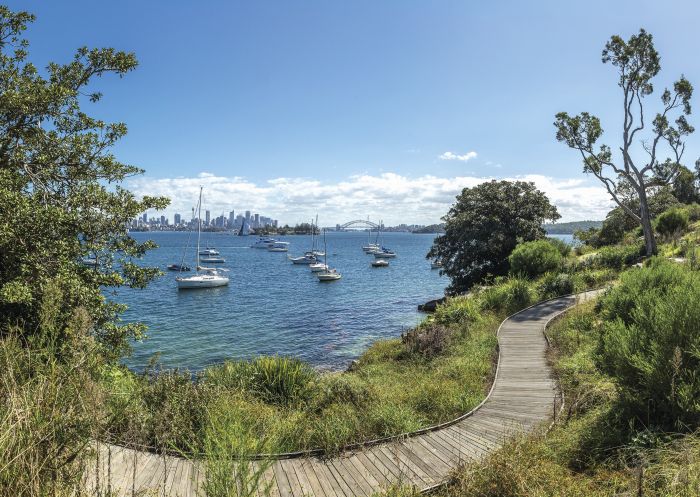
[{"x1": 117, "y1": 232, "x2": 446, "y2": 372}]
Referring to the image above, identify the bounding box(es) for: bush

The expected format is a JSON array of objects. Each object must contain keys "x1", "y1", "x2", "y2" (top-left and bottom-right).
[
  {"x1": 401, "y1": 323, "x2": 453, "y2": 358},
  {"x1": 509, "y1": 239, "x2": 563, "y2": 278},
  {"x1": 656, "y1": 207, "x2": 689, "y2": 237},
  {"x1": 479, "y1": 277, "x2": 535, "y2": 314},
  {"x1": 547, "y1": 237, "x2": 572, "y2": 257},
  {"x1": 432, "y1": 295, "x2": 481, "y2": 326},
  {"x1": 593, "y1": 244, "x2": 643, "y2": 269},
  {"x1": 683, "y1": 203, "x2": 700, "y2": 222},
  {"x1": 205, "y1": 356, "x2": 317, "y2": 407},
  {"x1": 538, "y1": 272, "x2": 575, "y2": 299},
  {"x1": 597, "y1": 259, "x2": 700, "y2": 429}
]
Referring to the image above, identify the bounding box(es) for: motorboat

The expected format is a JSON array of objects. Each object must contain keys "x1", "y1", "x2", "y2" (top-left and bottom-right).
[
  {"x1": 251, "y1": 237, "x2": 276, "y2": 249},
  {"x1": 371, "y1": 259, "x2": 389, "y2": 267},
  {"x1": 373, "y1": 248, "x2": 396, "y2": 258},
  {"x1": 431, "y1": 261, "x2": 443, "y2": 269},
  {"x1": 309, "y1": 262, "x2": 329, "y2": 272},
  {"x1": 268, "y1": 241, "x2": 290, "y2": 252},
  {"x1": 177, "y1": 187, "x2": 229, "y2": 289},
  {"x1": 167, "y1": 264, "x2": 191, "y2": 271},
  {"x1": 199, "y1": 247, "x2": 219, "y2": 256},
  {"x1": 317, "y1": 268, "x2": 342, "y2": 281}
]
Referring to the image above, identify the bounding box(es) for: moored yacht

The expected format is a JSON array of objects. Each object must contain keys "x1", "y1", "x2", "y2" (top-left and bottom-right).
[
  {"x1": 309, "y1": 262, "x2": 329, "y2": 272},
  {"x1": 199, "y1": 247, "x2": 219, "y2": 256},
  {"x1": 251, "y1": 237, "x2": 276, "y2": 249},
  {"x1": 176, "y1": 187, "x2": 229, "y2": 289},
  {"x1": 373, "y1": 248, "x2": 396, "y2": 258}
]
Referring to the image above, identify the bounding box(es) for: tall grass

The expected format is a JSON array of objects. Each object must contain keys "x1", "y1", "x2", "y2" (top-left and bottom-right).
[{"x1": 0, "y1": 311, "x2": 103, "y2": 496}]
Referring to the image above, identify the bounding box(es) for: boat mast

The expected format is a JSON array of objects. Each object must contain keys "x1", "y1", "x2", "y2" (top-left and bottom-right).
[{"x1": 196, "y1": 186, "x2": 202, "y2": 273}]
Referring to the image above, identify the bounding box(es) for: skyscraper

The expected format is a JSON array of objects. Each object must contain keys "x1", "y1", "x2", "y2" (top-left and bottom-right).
[
  {"x1": 245, "y1": 210, "x2": 251, "y2": 223},
  {"x1": 205, "y1": 210, "x2": 211, "y2": 226},
  {"x1": 229, "y1": 210, "x2": 235, "y2": 228},
  {"x1": 174, "y1": 213, "x2": 181, "y2": 225},
  {"x1": 254, "y1": 213, "x2": 260, "y2": 227},
  {"x1": 160, "y1": 215, "x2": 167, "y2": 225},
  {"x1": 142, "y1": 212, "x2": 148, "y2": 223}
]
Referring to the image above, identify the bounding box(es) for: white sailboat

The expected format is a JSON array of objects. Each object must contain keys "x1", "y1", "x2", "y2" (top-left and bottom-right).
[
  {"x1": 177, "y1": 187, "x2": 229, "y2": 289},
  {"x1": 316, "y1": 230, "x2": 341, "y2": 282}
]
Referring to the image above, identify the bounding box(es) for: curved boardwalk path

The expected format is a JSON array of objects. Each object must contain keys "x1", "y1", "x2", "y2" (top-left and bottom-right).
[{"x1": 88, "y1": 291, "x2": 600, "y2": 496}]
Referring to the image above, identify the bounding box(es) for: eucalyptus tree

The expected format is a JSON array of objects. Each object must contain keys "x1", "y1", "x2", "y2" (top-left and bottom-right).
[
  {"x1": 554, "y1": 29, "x2": 694, "y2": 256},
  {"x1": 0, "y1": 6, "x2": 168, "y2": 360}
]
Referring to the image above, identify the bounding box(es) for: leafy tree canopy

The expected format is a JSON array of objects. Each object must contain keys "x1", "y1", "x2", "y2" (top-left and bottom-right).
[
  {"x1": 0, "y1": 6, "x2": 168, "y2": 360},
  {"x1": 428, "y1": 180, "x2": 559, "y2": 294}
]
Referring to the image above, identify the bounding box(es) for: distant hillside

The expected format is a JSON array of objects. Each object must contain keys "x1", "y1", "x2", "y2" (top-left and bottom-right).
[
  {"x1": 543, "y1": 220, "x2": 603, "y2": 234},
  {"x1": 412, "y1": 224, "x2": 445, "y2": 234}
]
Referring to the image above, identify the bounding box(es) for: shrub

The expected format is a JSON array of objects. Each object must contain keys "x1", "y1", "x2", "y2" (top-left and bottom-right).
[
  {"x1": 593, "y1": 244, "x2": 643, "y2": 269},
  {"x1": 401, "y1": 323, "x2": 453, "y2": 358},
  {"x1": 538, "y1": 272, "x2": 575, "y2": 299},
  {"x1": 205, "y1": 356, "x2": 317, "y2": 407},
  {"x1": 432, "y1": 295, "x2": 481, "y2": 326},
  {"x1": 479, "y1": 277, "x2": 535, "y2": 314},
  {"x1": 509, "y1": 239, "x2": 563, "y2": 278},
  {"x1": 597, "y1": 259, "x2": 700, "y2": 429},
  {"x1": 547, "y1": 236, "x2": 572, "y2": 257},
  {"x1": 683, "y1": 203, "x2": 700, "y2": 222},
  {"x1": 656, "y1": 207, "x2": 689, "y2": 237}
]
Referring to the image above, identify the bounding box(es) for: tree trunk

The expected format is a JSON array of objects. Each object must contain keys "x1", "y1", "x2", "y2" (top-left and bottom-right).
[{"x1": 638, "y1": 187, "x2": 657, "y2": 256}]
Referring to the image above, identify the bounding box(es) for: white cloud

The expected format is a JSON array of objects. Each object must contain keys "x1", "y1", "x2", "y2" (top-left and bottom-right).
[
  {"x1": 127, "y1": 172, "x2": 613, "y2": 226},
  {"x1": 438, "y1": 151, "x2": 478, "y2": 162}
]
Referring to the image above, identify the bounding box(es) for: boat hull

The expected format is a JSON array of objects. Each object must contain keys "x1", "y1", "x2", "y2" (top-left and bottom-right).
[
  {"x1": 176, "y1": 276, "x2": 229, "y2": 289},
  {"x1": 374, "y1": 252, "x2": 396, "y2": 258}
]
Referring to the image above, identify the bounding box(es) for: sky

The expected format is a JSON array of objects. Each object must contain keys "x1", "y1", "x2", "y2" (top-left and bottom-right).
[{"x1": 10, "y1": 0, "x2": 700, "y2": 225}]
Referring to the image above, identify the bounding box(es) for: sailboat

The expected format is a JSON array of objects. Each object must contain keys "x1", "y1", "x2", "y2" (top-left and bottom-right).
[
  {"x1": 176, "y1": 187, "x2": 230, "y2": 289},
  {"x1": 237, "y1": 218, "x2": 250, "y2": 236},
  {"x1": 316, "y1": 230, "x2": 341, "y2": 282},
  {"x1": 362, "y1": 219, "x2": 379, "y2": 252},
  {"x1": 289, "y1": 217, "x2": 320, "y2": 264},
  {"x1": 310, "y1": 215, "x2": 325, "y2": 257}
]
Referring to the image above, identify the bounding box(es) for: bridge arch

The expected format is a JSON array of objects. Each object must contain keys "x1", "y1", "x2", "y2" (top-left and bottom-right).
[{"x1": 339, "y1": 219, "x2": 381, "y2": 229}]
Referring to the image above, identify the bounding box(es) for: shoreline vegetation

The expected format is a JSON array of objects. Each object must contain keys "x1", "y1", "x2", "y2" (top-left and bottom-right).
[{"x1": 101, "y1": 235, "x2": 619, "y2": 459}]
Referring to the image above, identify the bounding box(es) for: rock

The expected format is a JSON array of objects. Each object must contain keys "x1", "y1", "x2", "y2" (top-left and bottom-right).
[
  {"x1": 417, "y1": 297, "x2": 446, "y2": 313},
  {"x1": 346, "y1": 360, "x2": 360, "y2": 372}
]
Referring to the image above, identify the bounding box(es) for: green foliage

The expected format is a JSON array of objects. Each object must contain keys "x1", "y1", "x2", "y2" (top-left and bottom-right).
[
  {"x1": 0, "y1": 293, "x2": 105, "y2": 495},
  {"x1": 205, "y1": 356, "x2": 317, "y2": 407},
  {"x1": 672, "y1": 165, "x2": 699, "y2": 204},
  {"x1": 428, "y1": 180, "x2": 559, "y2": 293},
  {"x1": 199, "y1": 396, "x2": 274, "y2": 497},
  {"x1": 0, "y1": 6, "x2": 168, "y2": 359},
  {"x1": 538, "y1": 272, "x2": 575, "y2": 299},
  {"x1": 593, "y1": 244, "x2": 643, "y2": 269},
  {"x1": 656, "y1": 207, "x2": 689, "y2": 237},
  {"x1": 597, "y1": 259, "x2": 700, "y2": 429},
  {"x1": 546, "y1": 236, "x2": 572, "y2": 256},
  {"x1": 432, "y1": 295, "x2": 481, "y2": 326},
  {"x1": 509, "y1": 239, "x2": 564, "y2": 278},
  {"x1": 479, "y1": 277, "x2": 535, "y2": 314}
]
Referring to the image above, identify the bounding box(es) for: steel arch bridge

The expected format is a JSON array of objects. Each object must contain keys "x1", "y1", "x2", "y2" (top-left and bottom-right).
[{"x1": 339, "y1": 219, "x2": 381, "y2": 229}]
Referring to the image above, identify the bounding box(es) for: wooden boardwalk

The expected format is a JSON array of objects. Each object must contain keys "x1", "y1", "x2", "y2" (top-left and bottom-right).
[{"x1": 87, "y1": 291, "x2": 599, "y2": 496}]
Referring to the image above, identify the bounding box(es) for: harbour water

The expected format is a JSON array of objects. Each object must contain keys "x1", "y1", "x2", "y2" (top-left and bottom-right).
[{"x1": 119, "y1": 231, "x2": 446, "y2": 372}]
